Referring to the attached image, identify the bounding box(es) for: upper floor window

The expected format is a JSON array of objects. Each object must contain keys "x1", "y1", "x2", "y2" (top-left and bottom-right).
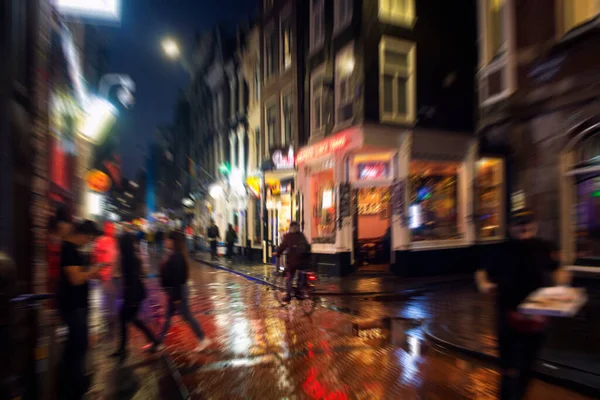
[
  {"x1": 487, "y1": 0, "x2": 505, "y2": 57},
  {"x1": 560, "y1": 0, "x2": 599, "y2": 35},
  {"x1": 266, "y1": 102, "x2": 278, "y2": 148},
  {"x1": 265, "y1": 26, "x2": 278, "y2": 79},
  {"x1": 281, "y1": 14, "x2": 293, "y2": 70},
  {"x1": 334, "y1": 0, "x2": 353, "y2": 32},
  {"x1": 379, "y1": 37, "x2": 416, "y2": 124},
  {"x1": 310, "y1": 0, "x2": 325, "y2": 52},
  {"x1": 264, "y1": 0, "x2": 274, "y2": 11},
  {"x1": 282, "y1": 90, "x2": 294, "y2": 145},
  {"x1": 254, "y1": 61, "x2": 261, "y2": 103},
  {"x1": 335, "y1": 43, "x2": 355, "y2": 125},
  {"x1": 230, "y1": 82, "x2": 237, "y2": 118},
  {"x1": 311, "y1": 66, "x2": 328, "y2": 134},
  {"x1": 379, "y1": 0, "x2": 415, "y2": 27}
]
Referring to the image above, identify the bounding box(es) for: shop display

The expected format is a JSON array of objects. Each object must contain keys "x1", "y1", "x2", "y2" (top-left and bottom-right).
[
  {"x1": 311, "y1": 169, "x2": 336, "y2": 243},
  {"x1": 477, "y1": 158, "x2": 503, "y2": 239}
]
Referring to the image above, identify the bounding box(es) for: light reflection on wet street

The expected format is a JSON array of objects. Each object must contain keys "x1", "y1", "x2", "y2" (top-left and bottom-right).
[{"x1": 142, "y1": 259, "x2": 592, "y2": 400}]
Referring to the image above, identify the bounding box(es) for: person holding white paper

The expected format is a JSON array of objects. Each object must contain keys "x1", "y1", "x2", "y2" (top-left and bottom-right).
[{"x1": 475, "y1": 208, "x2": 571, "y2": 400}]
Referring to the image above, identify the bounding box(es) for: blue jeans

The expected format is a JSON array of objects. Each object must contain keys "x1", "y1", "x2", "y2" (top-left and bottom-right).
[{"x1": 159, "y1": 284, "x2": 204, "y2": 342}]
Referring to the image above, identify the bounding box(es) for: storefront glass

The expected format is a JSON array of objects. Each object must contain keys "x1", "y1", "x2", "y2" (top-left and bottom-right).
[
  {"x1": 476, "y1": 158, "x2": 504, "y2": 239},
  {"x1": 310, "y1": 169, "x2": 336, "y2": 243},
  {"x1": 574, "y1": 177, "x2": 600, "y2": 261},
  {"x1": 408, "y1": 161, "x2": 460, "y2": 241}
]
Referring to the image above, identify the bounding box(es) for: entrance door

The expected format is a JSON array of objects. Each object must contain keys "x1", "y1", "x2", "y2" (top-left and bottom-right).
[{"x1": 355, "y1": 187, "x2": 391, "y2": 272}]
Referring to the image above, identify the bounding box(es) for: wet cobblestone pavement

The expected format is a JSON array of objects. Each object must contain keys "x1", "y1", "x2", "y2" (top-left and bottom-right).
[
  {"x1": 138, "y1": 256, "x2": 591, "y2": 399},
  {"x1": 80, "y1": 251, "x2": 595, "y2": 399},
  {"x1": 193, "y1": 252, "x2": 470, "y2": 296}
]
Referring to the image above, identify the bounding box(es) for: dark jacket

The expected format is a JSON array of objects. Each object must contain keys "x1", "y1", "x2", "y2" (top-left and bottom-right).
[
  {"x1": 276, "y1": 232, "x2": 311, "y2": 272},
  {"x1": 226, "y1": 228, "x2": 237, "y2": 245},
  {"x1": 161, "y1": 253, "x2": 188, "y2": 301},
  {"x1": 122, "y1": 256, "x2": 146, "y2": 305}
]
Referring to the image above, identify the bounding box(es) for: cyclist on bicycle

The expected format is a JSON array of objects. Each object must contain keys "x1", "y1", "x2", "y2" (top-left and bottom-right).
[{"x1": 276, "y1": 222, "x2": 311, "y2": 303}]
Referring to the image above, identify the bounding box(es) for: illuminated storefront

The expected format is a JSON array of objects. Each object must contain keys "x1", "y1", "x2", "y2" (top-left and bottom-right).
[
  {"x1": 262, "y1": 146, "x2": 298, "y2": 262},
  {"x1": 297, "y1": 125, "x2": 477, "y2": 276}
]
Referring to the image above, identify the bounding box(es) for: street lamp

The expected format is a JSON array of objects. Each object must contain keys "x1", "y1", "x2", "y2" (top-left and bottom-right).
[{"x1": 161, "y1": 37, "x2": 181, "y2": 59}]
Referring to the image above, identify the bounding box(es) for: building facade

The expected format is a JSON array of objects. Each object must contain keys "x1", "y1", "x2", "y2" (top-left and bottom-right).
[
  {"x1": 477, "y1": 0, "x2": 600, "y2": 270},
  {"x1": 297, "y1": 0, "x2": 479, "y2": 276},
  {"x1": 259, "y1": 0, "x2": 309, "y2": 262}
]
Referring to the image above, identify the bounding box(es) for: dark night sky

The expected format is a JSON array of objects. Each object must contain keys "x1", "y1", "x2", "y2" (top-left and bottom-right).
[{"x1": 104, "y1": 0, "x2": 257, "y2": 178}]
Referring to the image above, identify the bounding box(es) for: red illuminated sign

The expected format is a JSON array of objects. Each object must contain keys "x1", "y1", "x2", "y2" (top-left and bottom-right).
[{"x1": 297, "y1": 133, "x2": 350, "y2": 164}]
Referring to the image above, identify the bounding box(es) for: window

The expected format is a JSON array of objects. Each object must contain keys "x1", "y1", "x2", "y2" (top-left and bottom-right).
[
  {"x1": 266, "y1": 103, "x2": 278, "y2": 149},
  {"x1": 281, "y1": 15, "x2": 293, "y2": 70},
  {"x1": 379, "y1": 0, "x2": 415, "y2": 26},
  {"x1": 310, "y1": 0, "x2": 325, "y2": 51},
  {"x1": 409, "y1": 161, "x2": 462, "y2": 242},
  {"x1": 575, "y1": 177, "x2": 600, "y2": 262},
  {"x1": 254, "y1": 62, "x2": 261, "y2": 103},
  {"x1": 311, "y1": 67, "x2": 327, "y2": 134},
  {"x1": 255, "y1": 128, "x2": 262, "y2": 169},
  {"x1": 230, "y1": 83, "x2": 237, "y2": 118},
  {"x1": 476, "y1": 158, "x2": 504, "y2": 239},
  {"x1": 379, "y1": 37, "x2": 415, "y2": 124},
  {"x1": 282, "y1": 91, "x2": 294, "y2": 145},
  {"x1": 334, "y1": 0, "x2": 353, "y2": 32},
  {"x1": 487, "y1": 0, "x2": 505, "y2": 57},
  {"x1": 335, "y1": 44, "x2": 355, "y2": 124},
  {"x1": 265, "y1": 27, "x2": 278, "y2": 79},
  {"x1": 561, "y1": 0, "x2": 598, "y2": 35},
  {"x1": 310, "y1": 169, "x2": 336, "y2": 244},
  {"x1": 264, "y1": 0, "x2": 274, "y2": 10},
  {"x1": 254, "y1": 199, "x2": 262, "y2": 245}
]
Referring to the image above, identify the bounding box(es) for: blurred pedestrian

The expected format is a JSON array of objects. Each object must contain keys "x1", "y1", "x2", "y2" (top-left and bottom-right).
[
  {"x1": 225, "y1": 224, "x2": 237, "y2": 261},
  {"x1": 155, "y1": 228, "x2": 164, "y2": 256},
  {"x1": 185, "y1": 225, "x2": 194, "y2": 254},
  {"x1": 475, "y1": 209, "x2": 571, "y2": 400},
  {"x1": 110, "y1": 233, "x2": 159, "y2": 361},
  {"x1": 155, "y1": 231, "x2": 211, "y2": 352},
  {"x1": 275, "y1": 222, "x2": 311, "y2": 303},
  {"x1": 0, "y1": 253, "x2": 16, "y2": 400},
  {"x1": 207, "y1": 220, "x2": 220, "y2": 260},
  {"x1": 57, "y1": 220, "x2": 103, "y2": 400},
  {"x1": 92, "y1": 221, "x2": 119, "y2": 335}
]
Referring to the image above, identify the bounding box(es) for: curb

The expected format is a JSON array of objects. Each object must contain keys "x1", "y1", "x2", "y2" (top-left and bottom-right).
[
  {"x1": 194, "y1": 257, "x2": 432, "y2": 296},
  {"x1": 423, "y1": 323, "x2": 600, "y2": 397}
]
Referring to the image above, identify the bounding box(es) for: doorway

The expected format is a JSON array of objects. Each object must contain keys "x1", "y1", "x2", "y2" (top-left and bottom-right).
[{"x1": 354, "y1": 187, "x2": 391, "y2": 273}]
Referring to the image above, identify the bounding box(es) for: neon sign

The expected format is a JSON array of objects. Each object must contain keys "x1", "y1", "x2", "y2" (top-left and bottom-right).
[{"x1": 297, "y1": 133, "x2": 350, "y2": 164}]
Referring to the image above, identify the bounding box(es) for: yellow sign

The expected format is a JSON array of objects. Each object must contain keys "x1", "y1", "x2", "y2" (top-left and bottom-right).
[
  {"x1": 246, "y1": 176, "x2": 261, "y2": 198},
  {"x1": 86, "y1": 169, "x2": 112, "y2": 193}
]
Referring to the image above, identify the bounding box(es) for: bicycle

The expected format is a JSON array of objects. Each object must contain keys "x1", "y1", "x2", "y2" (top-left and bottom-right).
[{"x1": 272, "y1": 268, "x2": 319, "y2": 315}]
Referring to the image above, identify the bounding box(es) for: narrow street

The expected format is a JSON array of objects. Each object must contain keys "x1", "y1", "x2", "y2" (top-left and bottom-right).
[{"x1": 91, "y1": 254, "x2": 593, "y2": 399}]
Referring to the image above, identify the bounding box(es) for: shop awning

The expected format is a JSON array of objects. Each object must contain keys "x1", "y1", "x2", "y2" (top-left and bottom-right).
[{"x1": 411, "y1": 129, "x2": 474, "y2": 161}]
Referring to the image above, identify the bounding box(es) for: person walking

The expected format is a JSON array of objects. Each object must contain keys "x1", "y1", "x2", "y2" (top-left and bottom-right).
[
  {"x1": 185, "y1": 225, "x2": 194, "y2": 255},
  {"x1": 155, "y1": 231, "x2": 211, "y2": 352},
  {"x1": 225, "y1": 224, "x2": 237, "y2": 261},
  {"x1": 92, "y1": 221, "x2": 119, "y2": 335},
  {"x1": 475, "y1": 209, "x2": 571, "y2": 400},
  {"x1": 207, "y1": 220, "x2": 220, "y2": 260},
  {"x1": 57, "y1": 220, "x2": 103, "y2": 400},
  {"x1": 275, "y1": 222, "x2": 311, "y2": 303},
  {"x1": 110, "y1": 233, "x2": 160, "y2": 361}
]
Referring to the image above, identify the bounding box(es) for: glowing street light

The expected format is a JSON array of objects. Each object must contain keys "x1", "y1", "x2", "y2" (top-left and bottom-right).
[{"x1": 161, "y1": 37, "x2": 181, "y2": 59}]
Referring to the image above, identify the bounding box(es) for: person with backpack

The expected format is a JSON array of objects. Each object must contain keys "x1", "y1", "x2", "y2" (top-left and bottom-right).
[
  {"x1": 275, "y1": 222, "x2": 311, "y2": 303},
  {"x1": 110, "y1": 233, "x2": 159, "y2": 361},
  {"x1": 225, "y1": 224, "x2": 237, "y2": 260},
  {"x1": 155, "y1": 231, "x2": 211, "y2": 352}
]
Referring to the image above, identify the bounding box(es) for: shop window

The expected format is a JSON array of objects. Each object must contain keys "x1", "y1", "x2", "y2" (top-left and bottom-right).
[
  {"x1": 409, "y1": 161, "x2": 461, "y2": 242},
  {"x1": 379, "y1": 0, "x2": 415, "y2": 27},
  {"x1": 310, "y1": 169, "x2": 336, "y2": 243},
  {"x1": 254, "y1": 199, "x2": 262, "y2": 245},
  {"x1": 476, "y1": 158, "x2": 504, "y2": 239},
  {"x1": 335, "y1": 44, "x2": 355, "y2": 125},
  {"x1": 560, "y1": 0, "x2": 598, "y2": 35},
  {"x1": 575, "y1": 177, "x2": 600, "y2": 262},
  {"x1": 379, "y1": 37, "x2": 415, "y2": 124}
]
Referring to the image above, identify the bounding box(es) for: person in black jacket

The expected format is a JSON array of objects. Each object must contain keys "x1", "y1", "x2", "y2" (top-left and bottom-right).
[
  {"x1": 111, "y1": 233, "x2": 159, "y2": 361},
  {"x1": 225, "y1": 224, "x2": 237, "y2": 260},
  {"x1": 155, "y1": 231, "x2": 211, "y2": 352}
]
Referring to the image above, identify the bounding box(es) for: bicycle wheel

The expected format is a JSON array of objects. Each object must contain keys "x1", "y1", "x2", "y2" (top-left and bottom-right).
[
  {"x1": 272, "y1": 271, "x2": 289, "y2": 306},
  {"x1": 298, "y1": 285, "x2": 318, "y2": 316}
]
